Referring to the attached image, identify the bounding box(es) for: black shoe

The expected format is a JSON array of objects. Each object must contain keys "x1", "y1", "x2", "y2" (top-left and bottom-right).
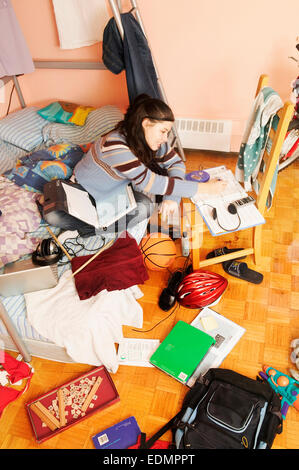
[
  {"x1": 158, "y1": 270, "x2": 184, "y2": 311},
  {"x1": 206, "y1": 246, "x2": 246, "y2": 260},
  {"x1": 222, "y1": 260, "x2": 263, "y2": 284}
]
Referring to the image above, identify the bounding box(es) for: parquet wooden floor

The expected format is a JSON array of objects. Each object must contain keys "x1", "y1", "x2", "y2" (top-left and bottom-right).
[{"x1": 0, "y1": 150, "x2": 298, "y2": 450}]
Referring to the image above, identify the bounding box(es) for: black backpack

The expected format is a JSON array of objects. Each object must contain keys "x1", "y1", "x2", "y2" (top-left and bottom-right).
[{"x1": 139, "y1": 368, "x2": 283, "y2": 449}]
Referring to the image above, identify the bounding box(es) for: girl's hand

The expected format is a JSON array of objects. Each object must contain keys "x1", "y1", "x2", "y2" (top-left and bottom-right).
[
  {"x1": 159, "y1": 200, "x2": 179, "y2": 222},
  {"x1": 195, "y1": 177, "x2": 227, "y2": 198}
]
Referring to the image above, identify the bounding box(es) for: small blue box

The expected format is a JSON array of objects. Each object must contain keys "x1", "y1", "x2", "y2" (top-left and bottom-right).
[{"x1": 92, "y1": 416, "x2": 140, "y2": 449}]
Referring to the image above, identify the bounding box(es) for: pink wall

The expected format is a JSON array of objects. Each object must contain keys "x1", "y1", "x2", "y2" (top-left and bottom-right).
[{"x1": 1, "y1": 0, "x2": 298, "y2": 151}]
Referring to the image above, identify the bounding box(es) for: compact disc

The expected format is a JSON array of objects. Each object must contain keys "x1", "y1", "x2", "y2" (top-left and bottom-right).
[{"x1": 185, "y1": 170, "x2": 210, "y2": 182}]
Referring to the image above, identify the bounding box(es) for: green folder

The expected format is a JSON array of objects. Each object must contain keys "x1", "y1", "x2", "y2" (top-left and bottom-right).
[{"x1": 150, "y1": 320, "x2": 215, "y2": 384}]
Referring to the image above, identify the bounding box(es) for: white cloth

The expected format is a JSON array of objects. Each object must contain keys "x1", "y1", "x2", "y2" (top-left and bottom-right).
[
  {"x1": 24, "y1": 271, "x2": 144, "y2": 373},
  {"x1": 52, "y1": 0, "x2": 109, "y2": 49}
]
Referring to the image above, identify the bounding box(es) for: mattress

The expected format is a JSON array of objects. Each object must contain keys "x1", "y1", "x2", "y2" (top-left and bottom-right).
[{"x1": 0, "y1": 219, "x2": 148, "y2": 361}]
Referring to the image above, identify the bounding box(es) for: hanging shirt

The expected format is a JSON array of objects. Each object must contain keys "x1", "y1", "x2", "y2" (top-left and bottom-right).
[
  {"x1": 0, "y1": 0, "x2": 34, "y2": 78},
  {"x1": 235, "y1": 87, "x2": 283, "y2": 207}
]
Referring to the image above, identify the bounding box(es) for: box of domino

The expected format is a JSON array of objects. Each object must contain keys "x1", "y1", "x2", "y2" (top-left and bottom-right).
[{"x1": 26, "y1": 365, "x2": 119, "y2": 443}]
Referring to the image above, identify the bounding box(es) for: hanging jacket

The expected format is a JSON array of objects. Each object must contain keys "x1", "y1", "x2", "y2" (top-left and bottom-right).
[
  {"x1": 102, "y1": 12, "x2": 161, "y2": 103},
  {"x1": 235, "y1": 87, "x2": 283, "y2": 208}
]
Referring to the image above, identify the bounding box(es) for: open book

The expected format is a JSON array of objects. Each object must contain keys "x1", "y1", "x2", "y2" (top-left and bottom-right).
[
  {"x1": 187, "y1": 307, "x2": 245, "y2": 387},
  {"x1": 61, "y1": 182, "x2": 137, "y2": 229},
  {"x1": 191, "y1": 166, "x2": 265, "y2": 235}
]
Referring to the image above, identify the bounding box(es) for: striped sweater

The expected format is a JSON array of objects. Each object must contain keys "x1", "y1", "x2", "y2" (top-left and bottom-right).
[{"x1": 74, "y1": 130, "x2": 199, "y2": 204}]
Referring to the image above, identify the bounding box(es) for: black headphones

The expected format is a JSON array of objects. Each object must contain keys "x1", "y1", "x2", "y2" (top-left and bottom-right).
[
  {"x1": 32, "y1": 238, "x2": 63, "y2": 266},
  {"x1": 211, "y1": 203, "x2": 241, "y2": 232}
]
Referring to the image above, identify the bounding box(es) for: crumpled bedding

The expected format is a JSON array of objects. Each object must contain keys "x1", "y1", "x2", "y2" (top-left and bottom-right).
[
  {"x1": 0, "y1": 177, "x2": 41, "y2": 268},
  {"x1": 24, "y1": 271, "x2": 144, "y2": 373}
]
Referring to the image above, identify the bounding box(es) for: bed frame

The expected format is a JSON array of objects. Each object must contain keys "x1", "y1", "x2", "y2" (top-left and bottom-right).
[
  {"x1": 1, "y1": 0, "x2": 185, "y2": 161},
  {"x1": 0, "y1": 0, "x2": 185, "y2": 363}
]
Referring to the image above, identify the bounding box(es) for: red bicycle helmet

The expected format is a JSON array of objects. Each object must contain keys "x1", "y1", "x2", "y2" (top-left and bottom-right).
[{"x1": 176, "y1": 270, "x2": 228, "y2": 309}]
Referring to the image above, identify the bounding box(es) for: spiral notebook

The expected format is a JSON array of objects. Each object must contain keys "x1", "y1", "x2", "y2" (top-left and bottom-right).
[
  {"x1": 149, "y1": 320, "x2": 215, "y2": 384},
  {"x1": 191, "y1": 166, "x2": 265, "y2": 236}
]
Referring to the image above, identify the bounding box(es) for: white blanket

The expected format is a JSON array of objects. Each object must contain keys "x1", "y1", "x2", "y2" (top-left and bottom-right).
[
  {"x1": 52, "y1": 0, "x2": 109, "y2": 49},
  {"x1": 24, "y1": 271, "x2": 143, "y2": 373}
]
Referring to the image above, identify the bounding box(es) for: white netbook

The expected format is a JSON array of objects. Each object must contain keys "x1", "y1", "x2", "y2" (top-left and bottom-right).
[{"x1": 0, "y1": 258, "x2": 59, "y2": 297}]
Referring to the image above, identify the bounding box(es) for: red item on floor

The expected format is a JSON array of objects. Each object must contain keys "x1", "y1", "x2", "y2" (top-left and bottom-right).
[
  {"x1": 128, "y1": 434, "x2": 170, "y2": 449},
  {"x1": 0, "y1": 351, "x2": 33, "y2": 418},
  {"x1": 71, "y1": 232, "x2": 149, "y2": 300},
  {"x1": 26, "y1": 366, "x2": 119, "y2": 443}
]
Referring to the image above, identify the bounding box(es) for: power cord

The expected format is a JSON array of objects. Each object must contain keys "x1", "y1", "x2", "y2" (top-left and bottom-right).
[
  {"x1": 131, "y1": 255, "x2": 191, "y2": 333},
  {"x1": 58, "y1": 234, "x2": 105, "y2": 266},
  {"x1": 131, "y1": 303, "x2": 180, "y2": 333}
]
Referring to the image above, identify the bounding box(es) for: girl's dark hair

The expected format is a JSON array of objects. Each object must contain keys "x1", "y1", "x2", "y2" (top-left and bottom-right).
[{"x1": 116, "y1": 94, "x2": 175, "y2": 170}]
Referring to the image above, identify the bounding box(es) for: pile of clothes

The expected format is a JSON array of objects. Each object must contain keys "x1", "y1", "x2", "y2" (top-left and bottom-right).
[{"x1": 25, "y1": 233, "x2": 149, "y2": 373}]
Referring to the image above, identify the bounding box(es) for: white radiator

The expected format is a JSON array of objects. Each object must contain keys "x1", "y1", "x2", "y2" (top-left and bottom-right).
[{"x1": 175, "y1": 118, "x2": 232, "y2": 152}]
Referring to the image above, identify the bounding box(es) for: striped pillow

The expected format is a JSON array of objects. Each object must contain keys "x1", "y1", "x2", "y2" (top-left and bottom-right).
[
  {"x1": 42, "y1": 105, "x2": 123, "y2": 146},
  {"x1": 0, "y1": 107, "x2": 47, "y2": 152},
  {"x1": 0, "y1": 139, "x2": 28, "y2": 174}
]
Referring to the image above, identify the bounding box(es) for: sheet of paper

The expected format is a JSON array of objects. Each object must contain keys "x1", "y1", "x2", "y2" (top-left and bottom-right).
[
  {"x1": 117, "y1": 338, "x2": 160, "y2": 367},
  {"x1": 193, "y1": 166, "x2": 248, "y2": 205},
  {"x1": 61, "y1": 182, "x2": 98, "y2": 227}
]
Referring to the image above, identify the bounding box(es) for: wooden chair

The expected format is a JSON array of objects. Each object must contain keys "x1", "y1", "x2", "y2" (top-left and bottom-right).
[{"x1": 182, "y1": 74, "x2": 294, "y2": 270}]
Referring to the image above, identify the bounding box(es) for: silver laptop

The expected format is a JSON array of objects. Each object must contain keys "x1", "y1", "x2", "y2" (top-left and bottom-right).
[{"x1": 0, "y1": 258, "x2": 59, "y2": 297}]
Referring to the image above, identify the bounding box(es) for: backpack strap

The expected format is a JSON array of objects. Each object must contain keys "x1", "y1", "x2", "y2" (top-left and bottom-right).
[
  {"x1": 138, "y1": 409, "x2": 184, "y2": 449},
  {"x1": 138, "y1": 378, "x2": 210, "y2": 449}
]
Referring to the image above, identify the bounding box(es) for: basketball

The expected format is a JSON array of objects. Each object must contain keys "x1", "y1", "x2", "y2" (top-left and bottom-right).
[{"x1": 140, "y1": 232, "x2": 177, "y2": 271}]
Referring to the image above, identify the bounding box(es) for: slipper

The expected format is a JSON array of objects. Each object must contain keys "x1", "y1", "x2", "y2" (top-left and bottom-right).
[
  {"x1": 206, "y1": 246, "x2": 246, "y2": 260},
  {"x1": 222, "y1": 260, "x2": 263, "y2": 284}
]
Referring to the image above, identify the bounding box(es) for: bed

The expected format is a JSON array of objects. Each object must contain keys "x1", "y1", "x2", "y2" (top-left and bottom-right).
[{"x1": 0, "y1": 102, "x2": 149, "y2": 366}]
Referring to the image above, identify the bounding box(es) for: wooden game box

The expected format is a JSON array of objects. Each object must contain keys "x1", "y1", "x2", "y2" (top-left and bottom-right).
[{"x1": 26, "y1": 365, "x2": 120, "y2": 443}]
